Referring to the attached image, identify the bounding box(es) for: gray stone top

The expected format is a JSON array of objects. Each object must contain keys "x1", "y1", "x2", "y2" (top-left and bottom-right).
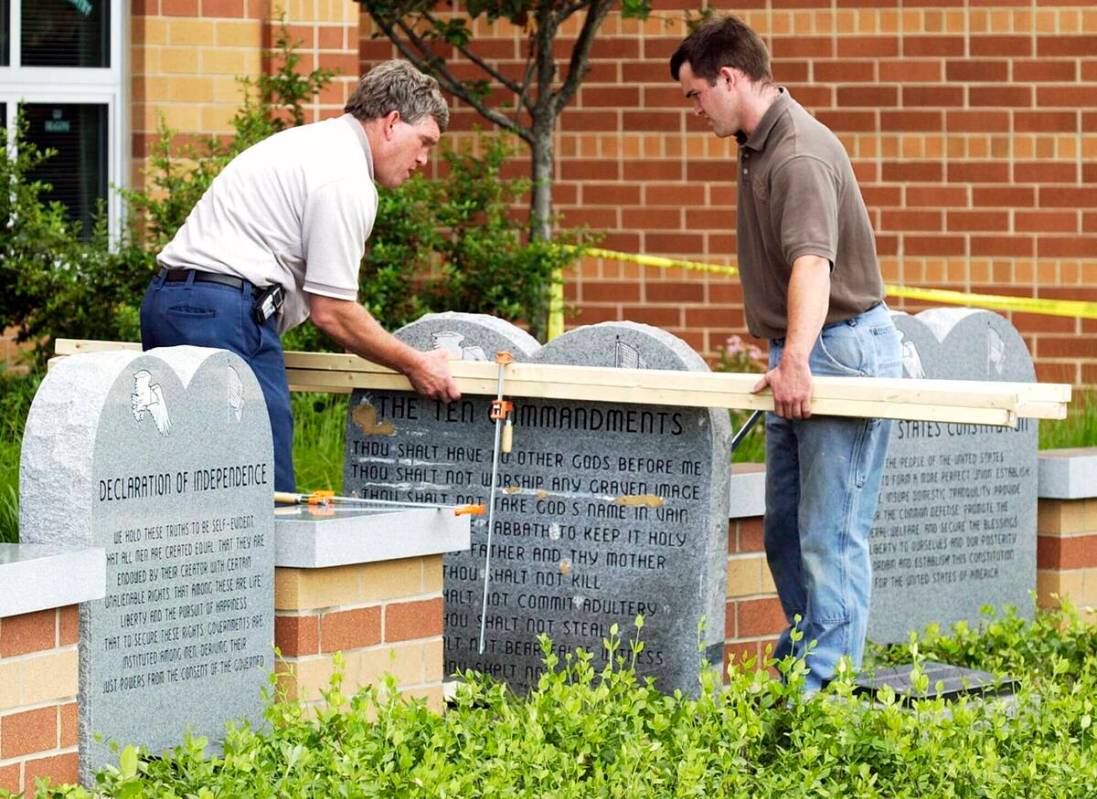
[
  {"x1": 728, "y1": 464, "x2": 766, "y2": 519},
  {"x1": 1037, "y1": 447, "x2": 1097, "y2": 500},
  {"x1": 0, "y1": 544, "x2": 106, "y2": 618},
  {"x1": 869, "y1": 308, "x2": 1037, "y2": 643},
  {"x1": 274, "y1": 506, "x2": 471, "y2": 568}
]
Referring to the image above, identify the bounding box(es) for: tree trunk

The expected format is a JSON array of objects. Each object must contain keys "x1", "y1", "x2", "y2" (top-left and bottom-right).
[
  {"x1": 530, "y1": 120, "x2": 554, "y2": 243},
  {"x1": 529, "y1": 116, "x2": 559, "y2": 340}
]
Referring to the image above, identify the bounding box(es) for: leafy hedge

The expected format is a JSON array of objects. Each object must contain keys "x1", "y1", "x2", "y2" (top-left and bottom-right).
[{"x1": 20, "y1": 605, "x2": 1097, "y2": 798}]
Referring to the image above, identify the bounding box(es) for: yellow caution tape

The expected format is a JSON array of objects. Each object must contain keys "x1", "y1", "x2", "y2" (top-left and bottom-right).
[
  {"x1": 883, "y1": 284, "x2": 1097, "y2": 320},
  {"x1": 547, "y1": 281, "x2": 565, "y2": 340},
  {"x1": 584, "y1": 247, "x2": 739, "y2": 277},
  {"x1": 570, "y1": 247, "x2": 1097, "y2": 320}
]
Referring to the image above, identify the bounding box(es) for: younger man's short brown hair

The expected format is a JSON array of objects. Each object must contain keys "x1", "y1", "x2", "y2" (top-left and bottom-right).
[{"x1": 670, "y1": 14, "x2": 772, "y2": 84}]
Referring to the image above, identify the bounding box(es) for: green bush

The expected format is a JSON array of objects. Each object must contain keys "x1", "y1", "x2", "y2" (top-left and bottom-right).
[
  {"x1": 0, "y1": 117, "x2": 155, "y2": 369},
  {"x1": 0, "y1": 370, "x2": 39, "y2": 543},
  {"x1": 18, "y1": 608, "x2": 1097, "y2": 798},
  {"x1": 355, "y1": 132, "x2": 585, "y2": 342},
  {"x1": 869, "y1": 600, "x2": 1097, "y2": 683}
]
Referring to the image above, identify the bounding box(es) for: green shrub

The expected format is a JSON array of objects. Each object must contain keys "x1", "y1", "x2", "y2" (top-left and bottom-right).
[
  {"x1": 0, "y1": 370, "x2": 41, "y2": 543},
  {"x1": 870, "y1": 600, "x2": 1097, "y2": 683},
  {"x1": 354, "y1": 132, "x2": 586, "y2": 341},
  {"x1": 19, "y1": 609, "x2": 1097, "y2": 798},
  {"x1": 290, "y1": 393, "x2": 349, "y2": 493},
  {"x1": 1040, "y1": 388, "x2": 1097, "y2": 451},
  {"x1": 0, "y1": 116, "x2": 155, "y2": 369}
]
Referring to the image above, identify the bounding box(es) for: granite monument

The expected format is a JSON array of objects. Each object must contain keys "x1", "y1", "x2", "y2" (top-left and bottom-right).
[
  {"x1": 868, "y1": 309, "x2": 1037, "y2": 642},
  {"x1": 344, "y1": 313, "x2": 731, "y2": 693},
  {"x1": 20, "y1": 346, "x2": 274, "y2": 781}
]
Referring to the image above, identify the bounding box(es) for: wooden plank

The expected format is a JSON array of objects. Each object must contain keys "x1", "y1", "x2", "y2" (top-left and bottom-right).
[
  {"x1": 284, "y1": 359, "x2": 1068, "y2": 422},
  {"x1": 288, "y1": 383, "x2": 351, "y2": 395},
  {"x1": 282, "y1": 349, "x2": 1069, "y2": 406},
  {"x1": 55, "y1": 339, "x2": 1069, "y2": 404},
  {"x1": 282, "y1": 367, "x2": 1026, "y2": 426},
  {"x1": 1015, "y1": 401, "x2": 1069, "y2": 421},
  {"x1": 53, "y1": 339, "x2": 1072, "y2": 424},
  {"x1": 54, "y1": 339, "x2": 139, "y2": 354}
]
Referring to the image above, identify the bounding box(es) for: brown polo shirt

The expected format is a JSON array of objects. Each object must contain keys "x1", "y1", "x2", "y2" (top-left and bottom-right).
[{"x1": 736, "y1": 89, "x2": 883, "y2": 340}]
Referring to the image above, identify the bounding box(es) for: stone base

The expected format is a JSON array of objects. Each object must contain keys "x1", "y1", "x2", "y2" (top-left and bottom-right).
[{"x1": 853, "y1": 661, "x2": 1018, "y2": 704}]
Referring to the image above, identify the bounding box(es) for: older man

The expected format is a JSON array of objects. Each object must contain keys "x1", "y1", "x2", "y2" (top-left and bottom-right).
[{"x1": 141, "y1": 60, "x2": 459, "y2": 492}]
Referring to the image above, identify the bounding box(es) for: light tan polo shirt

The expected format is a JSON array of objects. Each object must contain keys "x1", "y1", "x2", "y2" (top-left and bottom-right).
[
  {"x1": 158, "y1": 114, "x2": 378, "y2": 334},
  {"x1": 736, "y1": 89, "x2": 883, "y2": 340}
]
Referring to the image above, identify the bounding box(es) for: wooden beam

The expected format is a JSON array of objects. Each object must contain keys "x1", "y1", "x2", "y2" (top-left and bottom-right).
[
  {"x1": 277, "y1": 348, "x2": 1069, "y2": 402},
  {"x1": 55, "y1": 339, "x2": 140, "y2": 354},
  {"x1": 53, "y1": 339, "x2": 1072, "y2": 426}
]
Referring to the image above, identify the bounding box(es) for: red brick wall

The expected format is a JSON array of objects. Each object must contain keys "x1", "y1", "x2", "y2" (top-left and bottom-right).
[
  {"x1": 0, "y1": 607, "x2": 80, "y2": 795},
  {"x1": 273, "y1": 557, "x2": 448, "y2": 712},
  {"x1": 359, "y1": 2, "x2": 1097, "y2": 387},
  {"x1": 1036, "y1": 497, "x2": 1097, "y2": 619},
  {"x1": 725, "y1": 515, "x2": 781, "y2": 669}
]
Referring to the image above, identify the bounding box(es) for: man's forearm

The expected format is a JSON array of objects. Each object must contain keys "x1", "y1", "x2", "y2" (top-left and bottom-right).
[
  {"x1": 751, "y1": 254, "x2": 831, "y2": 419},
  {"x1": 312, "y1": 298, "x2": 421, "y2": 371},
  {"x1": 782, "y1": 255, "x2": 831, "y2": 366},
  {"x1": 308, "y1": 294, "x2": 460, "y2": 401}
]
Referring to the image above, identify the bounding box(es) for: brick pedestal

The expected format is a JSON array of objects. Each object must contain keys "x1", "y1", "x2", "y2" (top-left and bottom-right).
[
  {"x1": 0, "y1": 545, "x2": 104, "y2": 795},
  {"x1": 1036, "y1": 448, "x2": 1097, "y2": 621},
  {"x1": 0, "y1": 608, "x2": 80, "y2": 795},
  {"x1": 724, "y1": 465, "x2": 781, "y2": 671},
  {"x1": 274, "y1": 557, "x2": 448, "y2": 712}
]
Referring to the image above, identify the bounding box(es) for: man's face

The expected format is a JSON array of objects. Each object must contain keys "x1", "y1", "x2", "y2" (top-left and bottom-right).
[
  {"x1": 678, "y1": 62, "x2": 739, "y2": 138},
  {"x1": 375, "y1": 115, "x2": 441, "y2": 188}
]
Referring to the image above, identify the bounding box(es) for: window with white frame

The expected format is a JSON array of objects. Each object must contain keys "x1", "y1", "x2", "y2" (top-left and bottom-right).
[{"x1": 0, "y1": 0, "x2": 126, "y2": 238}]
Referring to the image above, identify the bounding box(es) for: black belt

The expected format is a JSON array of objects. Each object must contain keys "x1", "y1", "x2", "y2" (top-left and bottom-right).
[{"x1": 160, "y1": 268, "x2": 246, "y2": 290}]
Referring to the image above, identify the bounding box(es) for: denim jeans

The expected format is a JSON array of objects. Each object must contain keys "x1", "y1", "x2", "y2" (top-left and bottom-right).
[
  {"x1": 139, "y1": 271, "x2": 296, "y2": 492},
  {"x1": 764, "y1": 303, "x2": 902, "y2": 693}
]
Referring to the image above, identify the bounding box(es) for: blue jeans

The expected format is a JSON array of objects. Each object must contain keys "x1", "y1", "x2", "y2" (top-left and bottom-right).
[
  {"x1": 139, "y1": 271, "x2": 296, "y2": 492},
  {"x1": 764, "y1": 303, "x2": 901, "y2": 693}
]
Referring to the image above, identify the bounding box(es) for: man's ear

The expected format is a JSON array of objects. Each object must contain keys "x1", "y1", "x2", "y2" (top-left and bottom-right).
[
  {"x1": 383, "y1": 110, "x2": 402, "y2": 139},
  {"x1": 717, "y1": 66, "x2": 738, "y2": 89}
]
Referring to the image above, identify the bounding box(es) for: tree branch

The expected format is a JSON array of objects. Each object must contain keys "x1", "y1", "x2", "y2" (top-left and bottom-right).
[
  {"x1": 420, "y1": 9, "x2": 524, "y2": 97},
  {"x1": 558, "y1": 1, "x2": 588, "y2": 22},
  {"x1": 361, "y1": 3, "x2": 531, "y2": 142},
  {"x1": 553, "y1": 0, "x2": 614, "y2": 115},
  {"x1": 516, "y1": 44, "x2": 538, "y2": 114},
  {"x1": 531, "y1": 2, "x2": 558, "y2": 120}
]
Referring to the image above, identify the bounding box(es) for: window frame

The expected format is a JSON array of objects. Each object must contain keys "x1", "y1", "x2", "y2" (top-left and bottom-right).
[{"x1": 0, "y1": 0, "x2": 128, "y2": 238}]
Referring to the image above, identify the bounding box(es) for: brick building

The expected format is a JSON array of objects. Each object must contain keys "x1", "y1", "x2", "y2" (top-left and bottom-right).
[{"x1": 3, "y1": 1, "x2": 1096, "y2": 385}]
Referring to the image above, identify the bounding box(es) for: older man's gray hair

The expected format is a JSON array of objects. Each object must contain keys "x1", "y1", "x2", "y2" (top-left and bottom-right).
[{"x1": 345, "y1": 60, "x2": 449, "y2": 132}]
